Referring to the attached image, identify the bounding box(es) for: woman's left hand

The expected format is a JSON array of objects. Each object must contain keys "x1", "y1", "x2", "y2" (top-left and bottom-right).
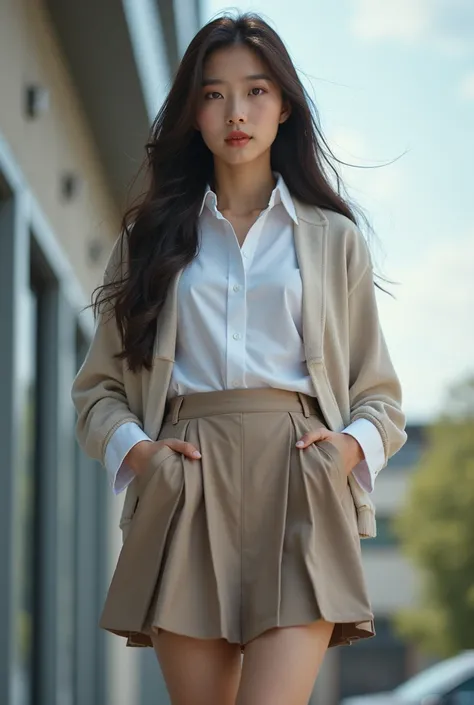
[{"x1": 296, "y1": 428, "x2": 364, "y2": 477}]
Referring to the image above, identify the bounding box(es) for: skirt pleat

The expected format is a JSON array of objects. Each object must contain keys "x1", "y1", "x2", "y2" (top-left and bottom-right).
[{"x1": 99, "y1": 389, "x2": 375, "y2": 650}]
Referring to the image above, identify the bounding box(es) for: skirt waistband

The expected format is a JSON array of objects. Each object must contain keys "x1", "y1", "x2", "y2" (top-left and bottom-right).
[{"x1": 164, "y1": 388, "x2": 322, "y2": 425}]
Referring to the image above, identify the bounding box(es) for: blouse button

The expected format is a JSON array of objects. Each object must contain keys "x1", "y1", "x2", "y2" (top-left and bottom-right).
[
  {"x1": 233, "y1": 333, "x2": 242, "y2": 340},
  {"x1": 233, "y1": 284, "x2": 241, "y2": 292}
]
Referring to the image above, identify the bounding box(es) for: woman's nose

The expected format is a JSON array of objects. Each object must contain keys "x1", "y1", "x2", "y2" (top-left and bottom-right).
[
  {"x1": 226, "y1": 115, "x2": 246, "y2": 125},
  {"x1": 226, "y1": 99, "x2": 247, "y2": 125}
]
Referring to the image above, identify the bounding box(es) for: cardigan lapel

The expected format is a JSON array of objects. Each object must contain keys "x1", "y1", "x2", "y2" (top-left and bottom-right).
[
  {"x1": 143, "y1": 269, "x2": 185, "y2": 437},
  {"x1": 153, "y1": 269, "x2": 184, "y2": 361},
  {"x1": 293, "y1": 201, "x2": 328, "y2": 366}
]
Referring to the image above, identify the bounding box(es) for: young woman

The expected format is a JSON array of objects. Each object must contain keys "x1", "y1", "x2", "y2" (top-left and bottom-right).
[{"x1": 72, "y1": 12, "x2": 407, "y2": 705}]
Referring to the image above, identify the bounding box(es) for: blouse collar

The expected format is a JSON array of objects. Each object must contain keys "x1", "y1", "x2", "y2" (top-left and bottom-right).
[{"x1": 198, "y1": 172, "x2": 298, "y2": 224}]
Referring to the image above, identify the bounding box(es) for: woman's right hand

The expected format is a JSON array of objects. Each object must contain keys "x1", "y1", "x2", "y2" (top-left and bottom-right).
[{"x1": 124, "y1": 439, "x2": 202, "y2": 477}]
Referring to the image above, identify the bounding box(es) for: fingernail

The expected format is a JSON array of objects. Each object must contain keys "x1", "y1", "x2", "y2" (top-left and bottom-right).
[
  {"x1": 192, "y1": 451, "x2": 201, "y2": 458},
  {"x1": 296, "y1": 441, "x2": 305, "y2": 448}
]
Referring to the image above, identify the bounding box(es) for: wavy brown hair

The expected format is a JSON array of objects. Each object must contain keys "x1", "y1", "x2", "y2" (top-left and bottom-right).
[{"x1": 93, "y1": 12, "x2": 379, "y2": 373}]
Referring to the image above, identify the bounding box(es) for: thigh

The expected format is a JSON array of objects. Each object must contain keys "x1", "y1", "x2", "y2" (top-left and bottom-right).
[
  {"x1": 151, "y1": 630, "x2": 242, "y2": 705},
  {"x1": 236, "y1": 620, "x2": 334, "y2": 705}
]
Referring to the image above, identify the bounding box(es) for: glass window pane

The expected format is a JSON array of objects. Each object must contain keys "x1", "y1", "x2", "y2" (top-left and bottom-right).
[{"x1": 447, "y1": 676, "x2": 474, "y2": 705}]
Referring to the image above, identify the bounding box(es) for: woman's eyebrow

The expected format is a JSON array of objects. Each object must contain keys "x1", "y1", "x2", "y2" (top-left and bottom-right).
[{"x1": 201, "y1": 73, "x2": 273, "y2": 86}]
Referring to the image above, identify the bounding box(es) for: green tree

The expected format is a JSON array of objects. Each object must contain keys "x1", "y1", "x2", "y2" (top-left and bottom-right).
[{"x1": 393, "y1": 377, "x2": 474, "y2": 657}]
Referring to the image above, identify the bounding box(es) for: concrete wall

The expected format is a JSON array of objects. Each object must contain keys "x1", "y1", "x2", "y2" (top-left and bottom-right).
[{"x1": 0, "y1": 0, "x2": 119, "y2": 297}]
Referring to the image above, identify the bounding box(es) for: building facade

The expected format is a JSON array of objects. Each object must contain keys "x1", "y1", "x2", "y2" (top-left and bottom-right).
[{"x1": 0, "y1": 1, "x2": 199, "y2": 704}]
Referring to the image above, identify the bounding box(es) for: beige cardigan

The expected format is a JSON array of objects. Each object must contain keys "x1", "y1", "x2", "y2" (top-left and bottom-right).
[{"x1": 71, "y1": 201, "x2": 407, "y2": 539}]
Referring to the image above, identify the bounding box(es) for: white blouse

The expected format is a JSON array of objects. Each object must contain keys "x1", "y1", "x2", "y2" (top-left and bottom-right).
[{"x1": 105, "y1": 174, "x2": 384, "y2": 494}]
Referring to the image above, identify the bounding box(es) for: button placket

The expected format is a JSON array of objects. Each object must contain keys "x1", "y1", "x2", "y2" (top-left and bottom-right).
[
  {"x1": 239, "y1": 209, "x2": 268, "y2": 266},
  {"x1": 226, "y1": 243, "x2": 246, "y2": 390},
  {"x1": 222, "y1": 208, "x2": 269, "y2": 389}
]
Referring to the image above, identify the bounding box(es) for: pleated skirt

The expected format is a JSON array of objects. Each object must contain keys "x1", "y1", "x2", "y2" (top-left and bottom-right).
[{"x1": 99, "y1": 388, "x2": 375, "y2": 650}]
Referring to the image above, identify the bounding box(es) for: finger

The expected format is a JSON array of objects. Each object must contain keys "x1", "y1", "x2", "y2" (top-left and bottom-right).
[
  {"x1": 295, "y1": 429, "x2": 331, "y2": 448},
  {"x1": 161, "y1": 438, "x2": 201, "y2": 459}
]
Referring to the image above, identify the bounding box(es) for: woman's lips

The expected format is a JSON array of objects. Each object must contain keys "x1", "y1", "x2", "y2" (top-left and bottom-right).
[{"x1": 225, "y1": 134, "x2": 251, "y2": 148}]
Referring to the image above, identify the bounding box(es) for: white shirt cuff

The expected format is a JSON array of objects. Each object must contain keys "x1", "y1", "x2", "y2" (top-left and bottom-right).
[
  {"x1": 104, "y1": 422, "x2": 153, "y2": 494},
  {"x1": 342, "y1": 418, "x2": 385, "y2": 493}
]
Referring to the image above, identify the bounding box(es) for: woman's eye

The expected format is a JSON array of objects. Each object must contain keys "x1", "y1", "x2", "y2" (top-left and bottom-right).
[{"x1": 204, "y1": 88, "x2": 265, "y2": 99}]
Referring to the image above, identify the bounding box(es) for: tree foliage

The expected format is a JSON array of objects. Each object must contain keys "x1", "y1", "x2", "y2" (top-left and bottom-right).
[{"x1": 393, "y1": 377, "x2": 474, "y2": 656}]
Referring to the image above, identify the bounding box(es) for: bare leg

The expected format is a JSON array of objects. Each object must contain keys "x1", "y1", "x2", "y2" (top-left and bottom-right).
[
  {"x1": 236, "y1": 620, "x2": 335, "y2": 705},
  {"x1": 151, "y1": 630, "x2": 242, "y2": 705}
]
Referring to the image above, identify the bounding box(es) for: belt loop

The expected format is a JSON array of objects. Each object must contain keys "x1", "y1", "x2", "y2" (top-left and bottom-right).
[
  {"x1": 171, "y1": 396, "x2": 184, "y2": 425},
  {"x1": 297, "y1": 392, "x2": 311, "y2": 418}
]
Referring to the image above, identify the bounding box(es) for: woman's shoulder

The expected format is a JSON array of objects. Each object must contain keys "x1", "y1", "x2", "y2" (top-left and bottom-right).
[
  {"x1": 315, "y1": 207, "x2": 363, "y2": 244},
  {"x1": 305, "y1": 205, "x2": 372, "y2": 283},
  {"x1": 295, "y1": 200, "x2": 359, "y2": 237},
  {"x1": 296, "y1": 202, "x2": 368, "y2": 260}
]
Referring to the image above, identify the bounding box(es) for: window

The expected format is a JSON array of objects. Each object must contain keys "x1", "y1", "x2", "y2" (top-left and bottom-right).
[
  {"x1": 0, "y1": 183, "x2": 43, "y2": 705},
  {"x1": 0, "y1": 152, "x2": 109, "y2": 705},
  {"x1": 443, "y1": 676, "x2": 474, "y2": 704}
]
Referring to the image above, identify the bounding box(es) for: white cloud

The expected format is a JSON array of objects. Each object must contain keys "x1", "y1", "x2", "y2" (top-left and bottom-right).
[
  {"x1": 350, "y1": 0, "x2": 474, "y2": 53},
  {"x1": 351, "y1": 0, "x2": 430, "y2": 41},
  {"x1": 377, "y1": 234, "x2": 474, "y2": 421},
  {"x1": 459, "y1": 72, "x2": 474, "y2": 100}
]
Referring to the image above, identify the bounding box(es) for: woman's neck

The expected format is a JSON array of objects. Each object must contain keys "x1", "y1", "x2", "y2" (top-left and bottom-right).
[{"x1": 212, "y1": 159, "x2": 276, "y2": 217}]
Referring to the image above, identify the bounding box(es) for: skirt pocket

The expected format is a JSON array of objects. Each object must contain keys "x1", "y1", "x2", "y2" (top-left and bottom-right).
[
  {"x1": 99, "y1": 448, "x2": 185, "y2": 638},
  {"x1": 287, "y1": 413, "x2": 374, "y2": 640},
  {"x1": 136, "y1": 444, "x2": 180, "y2": 497},
  {"x1": 312, "y1": 439, "x2": 347, "y2": 492},
  {"x1": 298, "y1": 414, "x2": 347, "y2": 495}
]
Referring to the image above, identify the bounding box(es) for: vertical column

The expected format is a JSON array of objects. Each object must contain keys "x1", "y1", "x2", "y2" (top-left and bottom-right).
[
  {"x1": 36, "y1": 283, "x2": 76, "y2": 705},
  {"x1": 73, "y1": 328, "x2": 108, "y2": 705},
  {"x1": 0, "y1": 190, "x2": 30, "y2": 705}
]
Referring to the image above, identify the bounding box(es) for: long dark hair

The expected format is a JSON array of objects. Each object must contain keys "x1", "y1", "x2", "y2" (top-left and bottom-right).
[{"x1": 93, "y1": 12, "x2": 377, "y2": 373}]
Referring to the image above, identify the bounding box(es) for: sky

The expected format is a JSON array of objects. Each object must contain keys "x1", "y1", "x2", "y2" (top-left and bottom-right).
[{"x1": 202, "y1": 0, "x2": 474, "y2": 424}]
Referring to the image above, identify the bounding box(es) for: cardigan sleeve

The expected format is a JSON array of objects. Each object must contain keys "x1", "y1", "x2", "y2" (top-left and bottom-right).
[
  {"x1": 346, "y1": 233, "x2": 407, "y2": 467},
  {"x1": 71, "y1": 235, "x2": 143, "y2": 465}
]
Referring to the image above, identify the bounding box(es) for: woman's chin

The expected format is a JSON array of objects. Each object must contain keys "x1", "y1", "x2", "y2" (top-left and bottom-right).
[{"x1": 213, "y1": 145, "x2": 269, "y2": 168}]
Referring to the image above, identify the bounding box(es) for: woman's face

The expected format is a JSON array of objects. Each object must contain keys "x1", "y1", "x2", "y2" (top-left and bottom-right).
[{"x1": 196, "y1": 44, "x2": 290, "y2": 167}]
